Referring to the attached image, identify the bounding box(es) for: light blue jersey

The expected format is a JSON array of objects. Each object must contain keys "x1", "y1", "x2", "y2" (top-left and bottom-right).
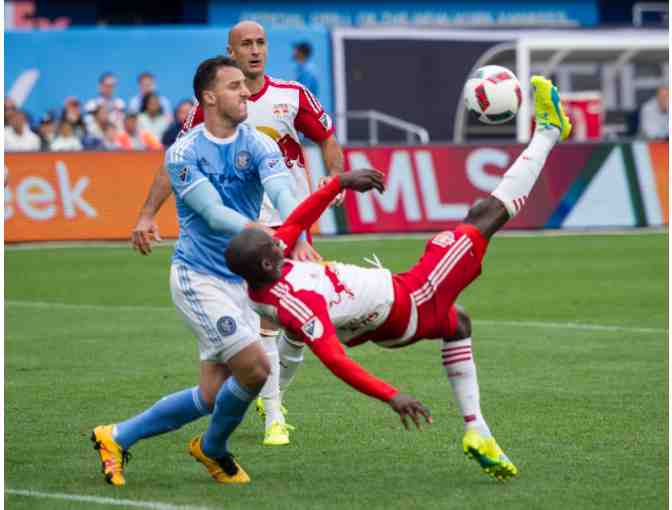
[{"x1": 165, "y1": 123, "x2": 289, "y2": 281}]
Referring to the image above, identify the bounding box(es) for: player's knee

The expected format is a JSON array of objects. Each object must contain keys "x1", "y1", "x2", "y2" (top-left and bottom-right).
[
  {"x1": 449, "y1": 305, "x2": 472, "y2": 340},
  {"x1": 243, "y1": 358, "x2": 271, "y2": 390}
]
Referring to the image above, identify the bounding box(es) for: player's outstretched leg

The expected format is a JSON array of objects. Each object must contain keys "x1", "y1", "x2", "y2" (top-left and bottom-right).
[
  {"x1": 464, "y1": 75, "x2": 572, "y2": 239},
  {"x1": 91, "y1": 386, "x2": 212, "y2": 486},
  {"x1": 443, "y1": 306, "x2": 518, "y2": 481}
]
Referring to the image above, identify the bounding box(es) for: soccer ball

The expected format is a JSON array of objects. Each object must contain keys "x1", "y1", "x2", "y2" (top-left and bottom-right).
[{"x1": 463, "y1": 65, "x2": 522, "y2": 125}]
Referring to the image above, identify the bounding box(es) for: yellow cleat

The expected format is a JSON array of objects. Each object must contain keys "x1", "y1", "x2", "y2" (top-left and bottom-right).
[
  {"x1": 188, "y1": 435, "x2": 250, "y2": 484},
  {"x1": 255, "y1": 397, "x2": 288, "y2": 420},
  {"x1": 462, "y1": 428, "x2": 518, "y2": 481},
  {"x1": 263, "y1": 420, "x2": 294, "y2": 446},
  {"x1": 531, "y1": 75, "x2": 572, "y2": 141},
  {"x1": 91, "y1": 425, "x2": 130, "y2": 486}
]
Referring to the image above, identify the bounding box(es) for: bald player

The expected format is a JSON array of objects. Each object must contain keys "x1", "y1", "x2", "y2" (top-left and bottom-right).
[{"x1": 129, "y1": 21, "x2": 354, "y2": 447}]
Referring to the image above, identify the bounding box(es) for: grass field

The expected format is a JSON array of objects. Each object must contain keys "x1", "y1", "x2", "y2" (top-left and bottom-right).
[{"x1": 5, "y1": 232, "x2": 669, "y2": 510}]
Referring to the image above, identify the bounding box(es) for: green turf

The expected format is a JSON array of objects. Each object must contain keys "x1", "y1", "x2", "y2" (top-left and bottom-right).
[{"x1": 5, "y1": 233, "x2": 668, "y2": 509}]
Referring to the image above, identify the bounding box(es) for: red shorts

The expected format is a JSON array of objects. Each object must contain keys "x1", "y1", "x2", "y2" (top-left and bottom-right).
[{"x1": 366, "y1": 224, "x2": 488, "y2": 346}]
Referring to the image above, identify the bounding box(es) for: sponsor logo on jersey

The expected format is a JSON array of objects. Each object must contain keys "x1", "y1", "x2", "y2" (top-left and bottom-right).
[
  {"x1": 301, "y1": 317, "x2": 324, "y2": 340},
  {"x1": 235, "y1": 151, "x2": 251, "y2": 170},
  {"x1": 178, "y1": 167, "x2": 191, "y2": 184},
  {"x1": 319, "y1": 112, "x2": 332, "y2": 131},
  {"x1": 216, "y1": 316, "x2": 237, "y2": 337}
]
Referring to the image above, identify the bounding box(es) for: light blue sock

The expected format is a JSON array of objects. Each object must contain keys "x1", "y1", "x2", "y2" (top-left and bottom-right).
[
  {"x1": 201, "y1": 377, "x2": 258, "y2": 459},
  {"x1": 113, "y1": 386, "x2": 211, "y2": 450}
]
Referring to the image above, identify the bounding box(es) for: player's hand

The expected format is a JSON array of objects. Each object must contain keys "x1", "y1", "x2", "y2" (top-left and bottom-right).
[
  {"x1": 244, "y1": 222, "x2": 276, "y2": 237},
  {"x1": 340, "y1": 169, "x2": 385, "y2": 194},
  {"x1": 131, "y1": 216, "x2": 162, "y2": 255},
  {"x1": 389, "y1": 393, "x2": 433, "y2": 431},
  {"x1": 318, "y1": 176, "x2": 346, "y2": 207},
  {"x1": 291, "y1": 239, "x2": 322, "y2": 262}
]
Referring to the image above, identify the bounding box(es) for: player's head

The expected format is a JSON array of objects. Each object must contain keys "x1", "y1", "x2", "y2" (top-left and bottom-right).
[
  {"x1": 227, "y1": 21, "x2": 267, "y2": 80},
  {"x1": 225, "y1": 228, "x2": 285, "y2": 287},
  {"x1": 193, "y1": 55, "x2": 250, "y2": 125}
]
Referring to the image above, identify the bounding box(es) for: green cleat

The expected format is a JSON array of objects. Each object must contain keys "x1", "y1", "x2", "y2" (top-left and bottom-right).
[
  {"x1": 531, "y1": 75, "x2": 572, "y2": 141},
  {"x1": 463, "y1": 428, "x2": 518, "y2": 481}
]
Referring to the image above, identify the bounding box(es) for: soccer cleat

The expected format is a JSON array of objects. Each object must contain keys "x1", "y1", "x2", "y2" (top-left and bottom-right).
[
  {"x1": 91, "y1": 425, "x2": 130, "y2": 486},
  {"x1": 263, "y1": 420, "x2": 294, "y2": 446},
  {"x1": 531, "y1": 75, "x2": 572, "y2": 141},
  {"x1": 462, "y1": 428, "x2": 518, "y2": 481},
  {"x1": 255, "y1": 397, "x2": 288, "y2": 419},
  {"x1": 188, "y1": 435, "x2": 250, "y2": 484}
]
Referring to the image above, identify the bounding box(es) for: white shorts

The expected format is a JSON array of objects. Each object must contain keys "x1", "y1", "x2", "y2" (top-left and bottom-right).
[
  {"x1": 170, "y1": 264, "x2": 260, "y2": 363},
  {"x1": 258, "y1": 166, "x2": 311, "y2": 226}
]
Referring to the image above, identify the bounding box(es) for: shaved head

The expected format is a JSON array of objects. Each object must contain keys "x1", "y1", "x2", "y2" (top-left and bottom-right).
[
  {"x1": 228, "y1": 21, "x2": 265, "y2": 46},
  {"x1": 227, "y1": 20, "x2": 268, "y2": 81},
  {"x1": 225, "y1": 228, "x2": 284, "y2": 287}
]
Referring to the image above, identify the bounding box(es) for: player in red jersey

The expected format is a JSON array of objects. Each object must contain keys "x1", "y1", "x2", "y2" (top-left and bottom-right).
[
  {"x1": 225, "y1": 76, "x2": 572, "y2": 481},
  {"x1": 129, "y1": 21, "x2": 358, "y2": 447}
]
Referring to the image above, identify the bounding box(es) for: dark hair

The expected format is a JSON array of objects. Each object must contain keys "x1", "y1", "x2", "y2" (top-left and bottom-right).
[
  {"x1": 137, "y1": 72, "x2": 154, "y2": 83},
  {"x1": 141, "y1": 92, "x2": 163, "y2": 115},
  {"x1": 193, "y1": 56, "x2": 240, "y2": 103},
  {"x1": 294, "y1": 42, "x2": 312, "y2": 58},
  {"x1": 99, "y1": 72, "x2": 116, "y2": 84}
]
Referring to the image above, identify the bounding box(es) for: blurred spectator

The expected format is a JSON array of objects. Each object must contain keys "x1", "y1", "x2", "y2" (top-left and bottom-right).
[
  {"x1": 102, "y1": 122, "x2": 122, "y2": 150},
  {"x1": 37, "y1": 112, "x2": 57, "y2": 151},
  {"x1": 161, "y1": 99, "x2": 194, "y2": 146},
  {"x1": 84, "y1": 104, "x2": 110, "y2": 145},
  {"x1": 61, "y1": 96, "x2": 87, "y2": 139},
  {"x1": 51, "y1": 121, "x2": 84, "y2": 151},
  {"x1": 138, "y1": 93, "x2": 171, "y2": 141},
  {"x1": 116, "y1": 113, "x2": 162, "y2": 150},
  {"x1": 5, "y1": 110, "x2": 40, "y2": 151},
  {"x1": 84, "y1": 72, "x2": 125, "y2": 128},
  {"x1": 5, "y1": 97, "x2": 18, "y2": 126},
  {"x1": 639, "y1": 86, "x2": 668, "y2": 140},
  {"x1": 128, "y1": 72, "x2": 172, "y2": 117},
  {"x1": 293, "y1": 41, "x2": 319, "y2": 96}
]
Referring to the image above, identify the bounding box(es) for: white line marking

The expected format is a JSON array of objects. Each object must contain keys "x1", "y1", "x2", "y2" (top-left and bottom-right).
[
  {"x1": 4, "y1": 228, "x2": 667, "y2": 250},
  {"x1": 5, "y1": 300, "x2": 174, "y2": 313},
  {"x1": 5, "y1": 300, "x2": 665, "y2": 334},
  {"x1": 6, "y1": 489, "x2": 213, "y2": 510}
]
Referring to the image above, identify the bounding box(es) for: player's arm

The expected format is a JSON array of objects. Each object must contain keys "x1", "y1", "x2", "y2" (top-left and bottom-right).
[
  {"x1": 274, "y1": 170, "x2": 385, "y2": 255},
  {"x1": 293, "y1": 88, "x2": 347, "y2": 205},
  {"x1": 131, "y1": 166, "x2": 172, "y2": 255}
]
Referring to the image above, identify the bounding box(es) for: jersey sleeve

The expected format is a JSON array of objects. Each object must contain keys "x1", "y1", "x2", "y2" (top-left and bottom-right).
[
  {"x1": 273, "y1": 287, "x2": 398, "y2": 402},
  {"x1": 164, "y1": 143, "x2": 207, "y2": 199},
  {"x1": 250, "y1": 130, "x2": 292, "y2": 185},
  {"x1": 274, "y1": 176, "x2": 342, "y2": 255},
  {"x1": 294, "y1": 86, "x2": 335, "y2": 143},
  {"x1": 179, "y1": 101, "x2": 203, "y2": 138}
]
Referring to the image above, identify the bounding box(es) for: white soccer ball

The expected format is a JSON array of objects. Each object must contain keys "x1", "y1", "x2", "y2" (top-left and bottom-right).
[{"x1": 463, "y1": 65, "x2": 521, "y2": 125}]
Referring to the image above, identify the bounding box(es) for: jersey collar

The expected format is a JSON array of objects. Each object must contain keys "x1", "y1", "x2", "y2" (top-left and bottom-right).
[
  {"x1": 248, "y1": 75, "x2": 270, "y2": 102},
  {"x1": 203, "y1": 125, "x2": 240, "y2": 145}
]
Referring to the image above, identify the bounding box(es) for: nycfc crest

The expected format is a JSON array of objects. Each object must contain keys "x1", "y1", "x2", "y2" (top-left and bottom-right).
[
  {"x1": 235, "y1": 151, "x2": 251, "y2": 170},
  {"x1": 216, "y1": 316, "x2": 237, "y2": 337}
]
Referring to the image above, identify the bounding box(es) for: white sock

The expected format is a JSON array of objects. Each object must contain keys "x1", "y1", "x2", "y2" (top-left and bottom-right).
[
  {"x1": 442, "y1": 337, "x2": 492, "y2": 437},
  {"x1": 278, "y1": 333, "x2": 305, "y2": 398},
  {"x1": 259, "y1": 332, "x2": 284, "y2": 428},
  {"x1": 491, "y1": 127, "x2": 560, "y2": 217}
]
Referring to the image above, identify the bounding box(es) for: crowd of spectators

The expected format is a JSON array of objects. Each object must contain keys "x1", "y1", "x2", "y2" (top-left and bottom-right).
[{"x1": 5, "y1": 71, "x2": 194, "y2": 152}]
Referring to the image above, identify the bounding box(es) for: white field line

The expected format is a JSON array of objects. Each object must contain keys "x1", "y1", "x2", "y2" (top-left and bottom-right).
[
  {"x1": 4, "y1": 227, "x2": 667, "y2": 250},
  {"x1": 5, "y1": 489, "x2": 213, "y2": 510},
  {"x1": 5, "y1": 300, "x2": 666, "y2": 335}
]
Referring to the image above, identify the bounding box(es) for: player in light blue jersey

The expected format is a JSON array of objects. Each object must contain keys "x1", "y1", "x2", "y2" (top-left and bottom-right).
[{"x1": 92, "y1": 56, "x2": 310, "y2": 486}]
